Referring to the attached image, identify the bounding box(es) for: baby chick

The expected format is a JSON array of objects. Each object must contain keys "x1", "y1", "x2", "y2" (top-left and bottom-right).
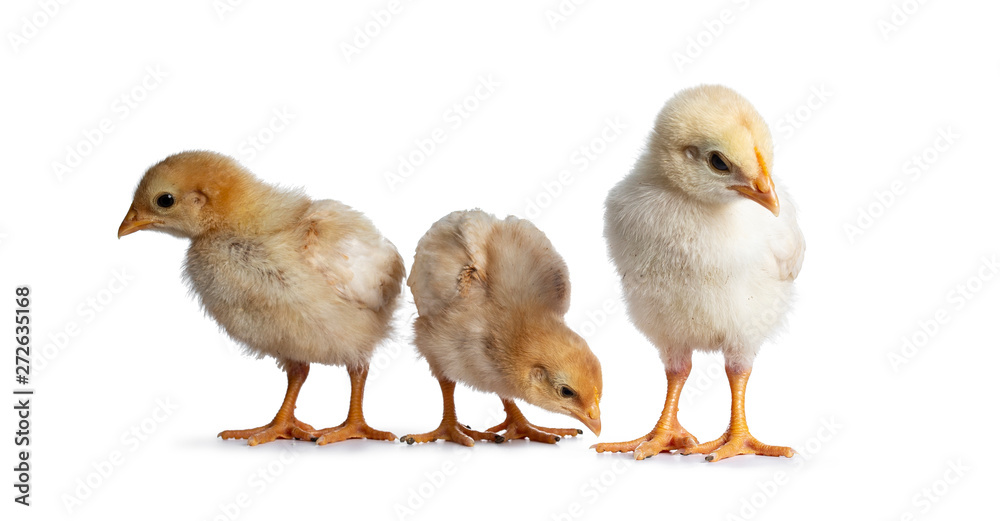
[
  {"x1": 118, "y1": 151, "x2": 404, "y2": 446},
  {"x1": 593, "y1": 85, "x2": 805, "y2": 462},
  {"x1": 400, "y1": 210, "x2": 602, "y2": 446}
]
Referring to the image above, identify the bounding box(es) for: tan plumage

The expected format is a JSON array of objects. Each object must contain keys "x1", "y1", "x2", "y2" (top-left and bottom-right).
[
  {"x1": 401, "y1": 210, "x2": 602, "y2": 446},
  {"x1": 118, "y1": 150, "x2": 403, "y2": 445},
  {"x1": 594, "y1": 85, "x2": 805, "y2": 461}
]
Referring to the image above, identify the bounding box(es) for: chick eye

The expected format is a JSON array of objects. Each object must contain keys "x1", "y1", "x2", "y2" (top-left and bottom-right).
[
  {"x1": 559, "y1": 386, "x2": 576, "y2": 399},
  {"x1": 709, "y1": 152, "x2": 729, "y2": 172},
  {"x1": 156, "y1": 193, "x2": 174, "y2": 208}
]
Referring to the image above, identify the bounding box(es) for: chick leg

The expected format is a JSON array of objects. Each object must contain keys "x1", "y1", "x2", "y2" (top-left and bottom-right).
[
  {"x1": 681, "y1": 365, "x2": 795, "y2": 462},
  {"x1": 592, "y1": 364, "x2": 698, "y2": 459},
  {"x1": 314, "y1": 364, "x2": 396, "y2": 445},
  {"x1": 400, "y1": 379, "x2": 504, "y2": 446},
  {"x1": 218, "y1": 361, "x2": 319, "y2": 446},
  {"x1": 489, "y1": 399, "x2": 580, "y2": 444}
]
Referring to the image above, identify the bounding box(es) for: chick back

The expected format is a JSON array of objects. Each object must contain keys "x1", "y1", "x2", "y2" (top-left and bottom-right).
[
  {"x1": 184, "y1": 198, "x2": 404, "y2": 369},
  {"x1": 407, "y1": 210, "x2": 571, "y2": 393}
]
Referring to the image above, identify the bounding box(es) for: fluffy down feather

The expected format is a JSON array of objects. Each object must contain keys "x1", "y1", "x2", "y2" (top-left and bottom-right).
[
  {"x1": 604, "y1": 84, "x2": 805, "y2": 371},
  {"x1": 407, "y1": 209, "x2": 601, "y2": 422}
]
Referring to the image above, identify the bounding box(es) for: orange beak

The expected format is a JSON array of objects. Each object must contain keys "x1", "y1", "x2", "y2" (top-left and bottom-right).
[
  {"x1": 573, "y1": 400, "x2": 602, "y2": 436},
  {"x1": 729, "y1": 147, "x2": 780, "y2": 217},
  {"x1": 117, "y1": 206, "x2": 159, "y2": 238}
]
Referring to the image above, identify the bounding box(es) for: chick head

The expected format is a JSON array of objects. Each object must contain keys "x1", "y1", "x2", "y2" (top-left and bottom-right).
[
  {"x1": 514, "y1": 319, "x2": 603, "y2": 435},
  {"x1": 650, "y1": 84, "x2": 779, "y2": 216},
  {"x1": 118, "y1": 151, "x2": 255, "y2": 239}
]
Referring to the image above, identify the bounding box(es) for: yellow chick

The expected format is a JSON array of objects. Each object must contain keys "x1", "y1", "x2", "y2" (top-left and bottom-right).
[
  {"x1": 400, "y1": 210, "x2": 602, "y2": 446},
  {"x1": 118, "y1": 151, "x2": 404, "y2": 446},
  {"x1": 593, "y1": 85, "x2": 804, "y2": 461}
]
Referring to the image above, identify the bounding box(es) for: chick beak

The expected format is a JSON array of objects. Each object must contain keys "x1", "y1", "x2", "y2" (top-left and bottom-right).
[
  {"x1": 730, "y1": 173, "x2": 779, "y2": 217},
  {"x1": 574, "y1": 402, "x2": 602, "y2": 436},
  {"x1": 730, "y1": 147, "x2": 780, "y2": 217},
  {"x1": 117, "y1": 206, "x2": 158, "y2": 238}
]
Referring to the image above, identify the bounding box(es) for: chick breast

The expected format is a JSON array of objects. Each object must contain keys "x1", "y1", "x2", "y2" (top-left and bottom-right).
[
  {"x1": 605, "y1": 179, "x2": 805, "y2": 370},
  {"x1": 184, "y1": 199, "x2": 405, "y2": 368},
  {"x1": 407, "y1": 210, "x2": 570, "y2": 394}
]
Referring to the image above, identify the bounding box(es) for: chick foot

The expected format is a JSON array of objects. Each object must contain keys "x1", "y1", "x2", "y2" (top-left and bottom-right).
[
  {"x1": 315, "y1": 420, "x2": 395, "y2": 445},
  {"x1": 400, "y1": 378, "x2": 503, "y2": 446},
  {"x1": 592, "y1": 424, "x2": 698, "y2": 460},
  {"x1": 489, "y1": 399, "x2": 579, "y2": 444},
  {"x1": 219, "y1": 418, "x2": 318, "y2": 446},
  {"x1": 218, "y1": 361, "x2": 317, "y2": 446},
  {"x1": 682, "y1": 432, "x2": 794, "y2": 462},
  {"x1": 401, "y1": 421, "x2": 502, "y2": 447},
  {"x1": 681, "y1": 365, "x2": 794, "y2": 462},
  {"x1": 314, "y1": 364, "x2": 396, "y2": 446},
  {"x1": 592, "y1": 364, "x2": 696, "y2": 459}
]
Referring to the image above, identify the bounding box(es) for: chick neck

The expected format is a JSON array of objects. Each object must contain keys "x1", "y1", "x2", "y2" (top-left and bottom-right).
[{"x1": 198, "y1": 179, "x2": 311, "y2": 239}]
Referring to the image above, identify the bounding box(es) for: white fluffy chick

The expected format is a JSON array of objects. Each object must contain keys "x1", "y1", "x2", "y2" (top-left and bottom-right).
[
  {"x1": 400, "y1": 210, "x2": 602, "y2": 446},
  {"x1": 593, "y1": 85, "x2": 805, "y2": 462},
  {"x1": 118, "y1": 151, "x2": 404, "y2": 446}
]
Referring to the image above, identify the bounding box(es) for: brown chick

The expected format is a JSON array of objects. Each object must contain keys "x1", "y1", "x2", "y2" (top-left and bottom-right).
[
  {"x1": 118, "y1": 151, "x2": 404, "y2": 446},
  {"x1": 400, "y1": 210, "x2": 602, "y2": 446}
]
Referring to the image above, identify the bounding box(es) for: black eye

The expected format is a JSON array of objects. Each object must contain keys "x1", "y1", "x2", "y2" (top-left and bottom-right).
[
  {"x1": 709, "y1": 153, "x2": 729, "y2": 172},
  {"x1": 156, "y1": 193, "x2": 174, "y2": 208},
  {"x1": 559, "y1": 386, "x2": 576, "y2": 399}
]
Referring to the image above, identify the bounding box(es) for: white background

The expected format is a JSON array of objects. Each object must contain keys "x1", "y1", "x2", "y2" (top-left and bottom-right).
[{"x1": 2, "y1": 1, "x2": 997, "y2": 519}]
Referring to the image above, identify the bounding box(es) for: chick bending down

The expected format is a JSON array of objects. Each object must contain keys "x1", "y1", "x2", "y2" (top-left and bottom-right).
[
  {"x1": 401, "y1": 210, "x2": 602, "y2": 446},
  {"x1": 593, "y1": 85, "x2": 805, "y2": 462},
  {"x1": 118, "y1": 151, "x2": 403, "y2": 446}
]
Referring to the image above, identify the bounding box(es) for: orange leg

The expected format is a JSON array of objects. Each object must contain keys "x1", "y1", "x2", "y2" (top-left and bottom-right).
[
  {"x1": 218, "y1": 361, "x2": 318, "y2": 446},
  {"x1": 400, "y1": 379, "x2": 503, "y2": 446},
  {"x1": 314, "y1": 364, "x2": 396, "y2": 445},
  {"x1": 592, "y1": 364, "x2": 697, "y2": 459},
  {"x1": 489, "y1": 399, "x2": 581, "y2": 444},
  {"x1": 682, "y1": 365, "x2": 794, "y2": 462}
]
